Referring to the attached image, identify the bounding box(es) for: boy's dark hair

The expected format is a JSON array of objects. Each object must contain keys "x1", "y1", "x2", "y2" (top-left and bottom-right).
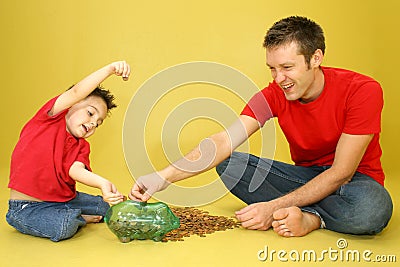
[
  {"x1": 68, "y1": 85, "x2": 117, "y2": 113},
  {"x1": 88, "y1": 86, "x2": 117, "y2": 113},
  {"x1": 263, "y1": 16, "x2": 325, "y2": 68}
]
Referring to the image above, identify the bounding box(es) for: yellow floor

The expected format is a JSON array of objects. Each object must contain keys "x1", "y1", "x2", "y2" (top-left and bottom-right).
[{"x1": 1, "y1": 167, "x2": 398, "y2": 267}]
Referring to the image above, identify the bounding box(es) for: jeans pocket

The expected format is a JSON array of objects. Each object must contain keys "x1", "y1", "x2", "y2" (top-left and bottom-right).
[
  {"x1": 7, "y1": 201, "x2": 52, "y2": 238},
  {"x1": 6, "y1": 202, "x2": 30, "y2": 233},
  {"x1": 335, "y1": 184, "x2": 344, "y2": 196}
]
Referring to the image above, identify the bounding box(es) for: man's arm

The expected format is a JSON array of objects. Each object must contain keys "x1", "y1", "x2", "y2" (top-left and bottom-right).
[
  {"x1": 164, "y1": 115, "x2": 261, "y2": 182},
  {"x1": 236, "y1": 133, "x2": 374, "y2": 230},
  {"x1": 129, "y1": 115, "x2": 261, "y2": 201},
  {"x1": 49, "y1": 61, "x2": 130, "y2": 116}
]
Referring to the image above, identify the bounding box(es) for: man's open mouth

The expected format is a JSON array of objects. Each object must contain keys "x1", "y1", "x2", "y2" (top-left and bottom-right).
[{"x1": 281, "y1": 82, "x2": 294, "y2": 90}]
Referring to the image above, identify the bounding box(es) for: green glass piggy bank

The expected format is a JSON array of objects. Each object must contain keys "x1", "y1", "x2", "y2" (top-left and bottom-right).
[{"x1": 104, "y1": 200, "x2": 180, "y2": 243}]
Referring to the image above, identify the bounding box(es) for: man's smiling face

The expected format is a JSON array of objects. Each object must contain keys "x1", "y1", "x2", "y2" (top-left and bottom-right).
[{"x1": 266, "y1": 41, "x2": 323, "y2": 103}]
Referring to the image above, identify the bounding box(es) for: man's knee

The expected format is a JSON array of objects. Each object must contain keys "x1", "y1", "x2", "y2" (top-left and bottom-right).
[
  {"x1": 350, "y1": 181, "x2": 393, "y2": 234},
  {"x1": 216, "y1": 152, "x2": 250, "y2": 176},
  {"x1": 216, "y1": 152, "x2": 250, "y2": 191},
  {"x1": 216, "y1": 159, "x2": 229, "y2": 176},
  {"x1": 326, "y1": 181, "x2": 393, "y2": 235},
  {"x1": 334, "y1": 211, "x2": 392, "y2": 235},
  {"x1": 352, "y1": 193, "x2": 392, "y2": 234}
]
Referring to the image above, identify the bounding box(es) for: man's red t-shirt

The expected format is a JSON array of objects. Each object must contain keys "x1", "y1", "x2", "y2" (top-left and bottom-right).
[
  {"x1": 241, "y1": 67, "x2": 385, "y2": 185},
  {"x1": 9, "y1": 96, "x2": 92, "y2": 202}
]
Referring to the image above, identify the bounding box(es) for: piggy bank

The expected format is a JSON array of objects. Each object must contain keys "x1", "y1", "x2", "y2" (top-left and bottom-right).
[{"x1": 104, "y1": 200, "x2": 180, "y2": 242}]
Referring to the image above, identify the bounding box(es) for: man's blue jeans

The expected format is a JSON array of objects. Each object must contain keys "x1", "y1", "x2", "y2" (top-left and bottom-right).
[
  {"x1": 216, "y1": 152, "x2": 393, "y2": 235},
  {"x1": 6, "y1": 192, "x2": 110, "y2": 242}
]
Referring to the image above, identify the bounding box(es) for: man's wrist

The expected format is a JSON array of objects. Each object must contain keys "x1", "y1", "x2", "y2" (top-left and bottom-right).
[{"x1": 159, "y1": 167, "x2": 177, "y2": 184}]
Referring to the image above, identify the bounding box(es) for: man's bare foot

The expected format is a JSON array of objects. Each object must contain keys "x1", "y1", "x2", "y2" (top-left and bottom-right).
[
  {"x1": 271, "y1": 207, "x2": 320, "y2": 237},
  {"x1": 82, "y1": 215, "x2": 103, "y2": 223}
]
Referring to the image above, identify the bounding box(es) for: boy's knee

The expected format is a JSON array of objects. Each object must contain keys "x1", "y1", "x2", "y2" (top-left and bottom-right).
[
  {"x1": 97, "y1": 199, "x2": 110, "y2": 216},
  {"x1": 52, "y1": 209, "x2": 85, "y2": 242}
]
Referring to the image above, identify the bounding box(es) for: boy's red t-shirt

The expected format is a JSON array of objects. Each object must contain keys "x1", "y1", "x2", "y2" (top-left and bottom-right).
[
  {"x1": 241, "y1": 67, "x2": 385, "y2": 185},
  {"x1": 9, "y1": 96, "x2": 92, "y2": 202}
]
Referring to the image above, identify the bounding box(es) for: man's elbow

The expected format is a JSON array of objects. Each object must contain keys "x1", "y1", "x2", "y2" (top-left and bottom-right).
[{"x1": 331, "y1": 165, "x2": 357, "y2": 185}]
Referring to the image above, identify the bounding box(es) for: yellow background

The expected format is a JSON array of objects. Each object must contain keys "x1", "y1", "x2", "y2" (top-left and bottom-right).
[{"x1": 0, "y1": 0, "x2": 399, "y2": 267}]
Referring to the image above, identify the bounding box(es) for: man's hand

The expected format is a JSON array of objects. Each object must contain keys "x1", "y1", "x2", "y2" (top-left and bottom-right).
[
  {"x1": 235, "y1": 202, "x2": 275, "y2": 230},
  {"x1": 128, "y1": 172, "x2": 170, "y2": 202}
]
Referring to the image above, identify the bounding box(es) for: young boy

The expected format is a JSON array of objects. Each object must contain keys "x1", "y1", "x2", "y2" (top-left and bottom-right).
[{"x1": 6, "y1": 61, "x2": 130, "y2": 241}]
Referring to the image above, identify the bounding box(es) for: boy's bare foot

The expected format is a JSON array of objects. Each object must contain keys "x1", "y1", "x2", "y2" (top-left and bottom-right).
[
  {"x1": 82, "y1": 215, "x2": 103, "y2": 223},
  {"x1": 271, "y1": 207, "x2": 320, "y2": 237}
]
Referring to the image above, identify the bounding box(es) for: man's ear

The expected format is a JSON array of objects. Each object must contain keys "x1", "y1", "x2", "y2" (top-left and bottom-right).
[{"x1": 312, "y1": 49, "x2": 324, "y2": 67}]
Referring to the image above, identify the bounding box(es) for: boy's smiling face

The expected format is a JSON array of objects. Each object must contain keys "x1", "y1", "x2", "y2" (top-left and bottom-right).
[{"x1": 65, "y1": 96, "x2": 108, "y2": 139}]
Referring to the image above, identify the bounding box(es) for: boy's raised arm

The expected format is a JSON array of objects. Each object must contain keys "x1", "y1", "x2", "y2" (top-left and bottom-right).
[{"x1": 49, "y1": 61, "x2": 130, "y2": 116}]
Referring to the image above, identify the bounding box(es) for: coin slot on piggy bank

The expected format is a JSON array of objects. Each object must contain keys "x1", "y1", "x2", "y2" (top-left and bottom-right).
[{"x1": 104, "y1": 200, "x2": 180, "y2": 243}]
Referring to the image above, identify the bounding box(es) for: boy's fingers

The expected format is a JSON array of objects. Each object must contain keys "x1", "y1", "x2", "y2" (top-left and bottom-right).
[
  {"x1": 110, "y1": 184, "x2": 118, "y2": 194},
  {"x1": 113, "y1": 61, "x2": 123, "y2": 76},
  {"x1": 122, "y1": 62, "x2": 130, "y2": 80},
  {"x1": 108, "y1": 195, "x2": 125, "y2": 205}
]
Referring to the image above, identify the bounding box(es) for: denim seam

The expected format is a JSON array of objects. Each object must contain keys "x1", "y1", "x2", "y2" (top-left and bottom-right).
[
  {"x1": 267, "y1": 167, "x2": 308, "y2": 185},
  {"x1": 55, "y1": 211, "x2": 69, "y2": 242},
  {"x1": 247, "y1": 158, "x2": 307, "y2": 185}
]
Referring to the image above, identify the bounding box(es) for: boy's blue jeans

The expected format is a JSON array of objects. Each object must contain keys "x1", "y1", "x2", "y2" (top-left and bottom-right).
[
  {"x1": 216, "y1": 152, "x2": 393, "y2": 235},
  {"x1": 6, "y1": 192, "x2": 109, "y2": 242}
]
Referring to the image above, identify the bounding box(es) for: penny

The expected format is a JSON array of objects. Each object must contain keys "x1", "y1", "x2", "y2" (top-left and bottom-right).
[{"x1": 161, "y1": 207, "x2": 240, "y2": 242}]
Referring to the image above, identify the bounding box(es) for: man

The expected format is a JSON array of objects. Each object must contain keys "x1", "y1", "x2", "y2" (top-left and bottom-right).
[{"x1": 129, "y1": 16, "x2": 392, "y2": 237}]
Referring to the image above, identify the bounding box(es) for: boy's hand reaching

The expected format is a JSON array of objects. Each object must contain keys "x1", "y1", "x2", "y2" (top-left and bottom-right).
[
  {"x1": 69, "y1": 162, "x2": 126, "y2": 205},
  {"x1": 108, "y1": 61, "x2": 131, "y2": 81},
  {"x1": 100, "y1": 181, "x2": 126, "y2": 205}
]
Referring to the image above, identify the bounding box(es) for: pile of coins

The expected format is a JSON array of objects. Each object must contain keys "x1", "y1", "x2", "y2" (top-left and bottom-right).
[{"x1": 161, "y1": 207, "x2": 241, "y2": 242}]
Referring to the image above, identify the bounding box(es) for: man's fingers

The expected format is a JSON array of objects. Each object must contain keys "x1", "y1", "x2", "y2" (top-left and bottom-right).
[
  {"x1": 141, "y1": 191, "x2": 152, "y2": 202},
  {"x1": 128, "y1": 192, "x2": 142, "y2": 201},
  {"x1": 235, "y1": 208, "x2": 254, "y2": 222},
  {"x1": 235, "y1": 205, "x2": 252, "y2": 216},
  {"x1": 129, "y1": 182, "x2": 149, "y2": 201},
  {"x1": 129, "y1": 189, "x2": 144, "y2": 201}
]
